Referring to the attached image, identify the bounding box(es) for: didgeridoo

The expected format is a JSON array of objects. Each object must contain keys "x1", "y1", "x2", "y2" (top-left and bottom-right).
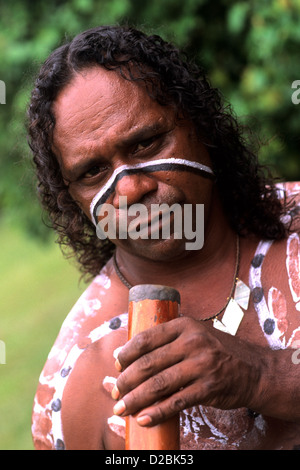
[{"x1": 126, "y1": 284, "x2": 180, "y2": 450}]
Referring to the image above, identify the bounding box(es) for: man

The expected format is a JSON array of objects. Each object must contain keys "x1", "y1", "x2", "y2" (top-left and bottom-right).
[{"x1": 28, "y1": 25, "x2": 300, "y2": 450}]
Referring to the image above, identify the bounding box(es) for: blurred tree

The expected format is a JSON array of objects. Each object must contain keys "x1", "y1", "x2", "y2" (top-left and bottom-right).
[{"x1": 0, "y1": 0, "x2": 299, "y2": 237}]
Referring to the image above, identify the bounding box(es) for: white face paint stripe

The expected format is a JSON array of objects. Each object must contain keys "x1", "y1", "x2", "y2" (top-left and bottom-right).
[{"x1": 89, "y1": 158, "x2": 214, "y2": 225}]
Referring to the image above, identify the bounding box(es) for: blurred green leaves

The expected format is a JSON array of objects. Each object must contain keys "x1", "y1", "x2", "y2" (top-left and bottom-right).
[{"x1": 0, "y1": 0, "x2": 299, "y2": 237}]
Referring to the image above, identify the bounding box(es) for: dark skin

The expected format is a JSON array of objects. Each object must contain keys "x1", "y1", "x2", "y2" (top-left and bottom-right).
[
  {"x1": 50, "y1": 65, "x2": 300, "y2": 449},
  {"x1": 112, "y1": 237, "x2": 300, "y2": 428}
]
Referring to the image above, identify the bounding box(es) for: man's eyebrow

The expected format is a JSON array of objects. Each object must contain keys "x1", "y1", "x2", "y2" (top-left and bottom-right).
[
  {"x1": 120, "y1": 122, "x2": 167, "y2": 146},
  {"x1": 62, "y1": 155, "x2": 103, "y2": 182},
  {"x1": 62, "y1": 121, "x2": 169, "y2": 181}
]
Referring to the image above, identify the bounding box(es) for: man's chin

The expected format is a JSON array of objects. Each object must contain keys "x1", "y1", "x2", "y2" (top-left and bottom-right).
[{"x1": 114, "y1": 236, "x2": 190, "y2": 262}]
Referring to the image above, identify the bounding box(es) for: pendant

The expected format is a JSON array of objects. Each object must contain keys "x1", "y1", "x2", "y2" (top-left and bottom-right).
[
  {"x1": 234, "y1": 279, "x2": 250, "y2": 310},
  {"x1": 213, "y1": 317, "x2": 231, "y2": 335},
  {"x1": 213, "y1": 299, "x2": 245, "y2": 336},
  {"x1": 213, "y1": 279, "x2": 250, "y2": 336},
  {"x1": 213, "y1": 299, "x2": 244, "y2": 336},
  {"x1": 223, "y1": 299, "x2": 244, "y2": 335}
]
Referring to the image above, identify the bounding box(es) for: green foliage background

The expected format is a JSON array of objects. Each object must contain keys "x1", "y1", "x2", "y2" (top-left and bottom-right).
[
  {"x1": 1, "y1": 0, "x2": 300, "y2": 235},
  {"x1": 0, "y1": 0, "x2": 299, "y2": 450}
]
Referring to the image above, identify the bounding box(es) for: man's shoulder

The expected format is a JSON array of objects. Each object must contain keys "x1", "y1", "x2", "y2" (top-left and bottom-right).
[
  {"x1": 277, "y1": 181, "x2": 300, "y2": 202},
  {"x1": 45, "y1": 259, "x2": 128, "y2": 371},
  {"x1": 32, "y1": 258, "x2": 129, "y2": 449},
  {"x1": 277, "y1": 181, "x2": 300, "y2": 231},
  {"x1": 254, "y1": 225, "x2": 300, "y2": 350}
]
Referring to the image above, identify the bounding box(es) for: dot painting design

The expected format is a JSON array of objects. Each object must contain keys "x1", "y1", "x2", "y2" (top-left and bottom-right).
[
  {"x1": 55, "y1": 439, "x2": 65, "y2": 451},
  {"x1": 109, "y1": 317, "x2": 122, "y2": 330},
  {"x1": 50, "y1": 313, "x2": 128, "y2": 450},
  {"x1": 249, "y1": 240, "x2": 285, "y2": 349},
  {"x1": 251, "y1": 254, "x2": 265, "y2": 269},
  {"x1": 263, "y1": 318, "x2": 275, "y2": 335},
  {"x1": 252, "y1": 287, "x2": 264, "y2": 304}
]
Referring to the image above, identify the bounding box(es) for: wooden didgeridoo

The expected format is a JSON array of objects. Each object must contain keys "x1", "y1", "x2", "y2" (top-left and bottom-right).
[{"x1": 126, "y1": 284, "x2": 180, "y2": 450}]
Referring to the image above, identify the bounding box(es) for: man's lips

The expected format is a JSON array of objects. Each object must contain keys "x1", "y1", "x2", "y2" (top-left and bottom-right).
[
  {"x1": 123, "y1": 202, "x2": 183, "y2": 238},
  {"x1": 96, "y1": 197, "x2": 186, "y2": 241}
]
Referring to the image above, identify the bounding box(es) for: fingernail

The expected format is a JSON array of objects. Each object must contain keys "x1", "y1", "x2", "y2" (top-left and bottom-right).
[
  {"x1": 136, "y1": 414, "x2": 152, "y2": 426},
  {"x1": 113, "y1": 399, "x2": 126, "y2": 416},
  {"x1": 111, "y1": 385, "x2": 120, "y2": 400},
  {"x1": 115, "y1": 358, "x2": 122, "y2": 371}
]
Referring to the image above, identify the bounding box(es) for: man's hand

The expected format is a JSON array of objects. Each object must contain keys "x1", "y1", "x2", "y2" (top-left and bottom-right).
[{"x1": 111, "y1": 317, "x2": 262, "y2": 426}]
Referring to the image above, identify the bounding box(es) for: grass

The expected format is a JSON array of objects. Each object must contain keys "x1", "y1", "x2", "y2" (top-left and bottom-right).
[{"x1": 0, "y1": 222, "x2": 86, "y2": 450}]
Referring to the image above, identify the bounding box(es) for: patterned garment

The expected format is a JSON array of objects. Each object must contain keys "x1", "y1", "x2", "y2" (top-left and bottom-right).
[{"x1": 32, "y1": 182, "x2": 300, "y2": 450}]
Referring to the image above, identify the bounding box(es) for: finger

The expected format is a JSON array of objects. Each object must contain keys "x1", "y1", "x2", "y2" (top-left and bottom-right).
[
  {"x1": 114, "y1": 359, "x2": 196, "y2": 417},
  {"x1": 115, "y1": 340, "x2": 184, "y2": 398},
  {"x1": 116, "y1": 318, "x2": 182, "y2": 370},
  {"x1": 135, "y1": 383, "x2": 202, "y2": 427}
]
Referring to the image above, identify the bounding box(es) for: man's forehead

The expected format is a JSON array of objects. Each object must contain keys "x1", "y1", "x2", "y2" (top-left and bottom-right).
[
  {"x1": 53, "y1": 65, "x2": 175, "y2": 139},
  {"x1": 51, "y1": 66, "x2": 179, "y2": 176},
  {"x1": 53, "y1": 67, "x2": 140, "y2": 125}
]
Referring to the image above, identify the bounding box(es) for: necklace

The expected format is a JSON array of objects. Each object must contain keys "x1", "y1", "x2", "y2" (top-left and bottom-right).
[
  {"x1": 113, "y1": 235, "x2": 250, "y2": 335},
  {"x1": 113, "y1": 252, "x2": 133, "y2": 290}
]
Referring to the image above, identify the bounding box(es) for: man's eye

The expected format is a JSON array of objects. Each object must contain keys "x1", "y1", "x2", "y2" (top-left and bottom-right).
[
  {"x1": 84, "y1": 165, "x2": 108, "y2": 179},
  {"x1": 133, "y1": 136, "x2": 157, "y2": 154}
]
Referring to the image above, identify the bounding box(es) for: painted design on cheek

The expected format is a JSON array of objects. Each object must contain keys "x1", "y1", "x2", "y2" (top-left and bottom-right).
[
  {"x1": 286, "y1": 233, "x2": 300, "y2": 311},
  {"x1": 89, "y1": 157, "x2": 214, "y2": 225}
]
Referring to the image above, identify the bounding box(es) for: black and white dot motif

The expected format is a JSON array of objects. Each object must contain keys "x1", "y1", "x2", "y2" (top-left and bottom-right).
[
  {"x1": 50, "y1": 312, "x2": 128, "y2": 450},
  {"x1": 249, "y1": 240, "x2": 284, "y2": 350}
]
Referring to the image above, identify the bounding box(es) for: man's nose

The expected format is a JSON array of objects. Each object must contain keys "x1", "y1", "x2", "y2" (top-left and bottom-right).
[{"x1": 112, "y1": 172, "x2": 158, "y2": 208}]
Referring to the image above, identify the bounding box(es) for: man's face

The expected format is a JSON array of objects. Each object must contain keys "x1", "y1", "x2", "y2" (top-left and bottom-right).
[{"x1": 53, "y1": 66, "x2": 214, "y2": 261}]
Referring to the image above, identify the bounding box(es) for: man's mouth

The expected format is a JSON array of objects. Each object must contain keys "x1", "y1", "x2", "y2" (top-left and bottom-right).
[
  {"x1": 96, "y1": 197, "x2": 205, "y2": 250},
  {"x1": 123, "y1": 201, "x2": 183, "y2": 240}
]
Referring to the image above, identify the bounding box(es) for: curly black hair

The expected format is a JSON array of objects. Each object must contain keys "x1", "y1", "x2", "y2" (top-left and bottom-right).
[{"x1": 27, "y1": 25, "x2": 288, "y2": 280}]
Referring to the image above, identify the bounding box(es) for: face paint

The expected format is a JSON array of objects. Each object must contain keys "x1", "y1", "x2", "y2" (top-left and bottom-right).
[
  {"x1": 107, "y1": 415, "x2": 126, "y2": 440},
  {"x1": 267, "y1": 287, "x2": 288, "y2": 338},
  {"x1": 249, "y1": 239, "x2": 285, "y2": 349},
  {"x1": 89, "y1": 157, "x2": 214, "y2": 226},
  {"x1": 286, "y1": 233, "x2": 300, "y2": 310}
]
